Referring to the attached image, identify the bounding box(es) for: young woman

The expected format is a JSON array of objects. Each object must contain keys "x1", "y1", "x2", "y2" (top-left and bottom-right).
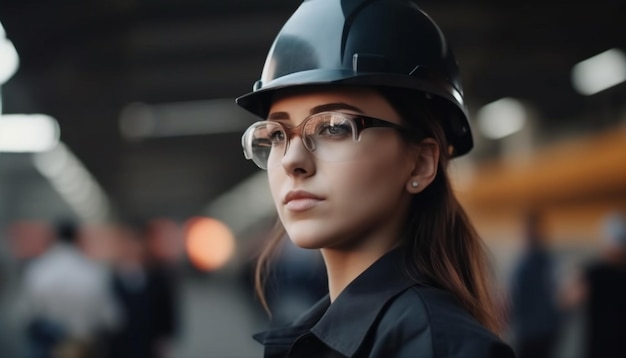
[{"x1": 236, "y1": 0, "x2": 515, "y2": 357}]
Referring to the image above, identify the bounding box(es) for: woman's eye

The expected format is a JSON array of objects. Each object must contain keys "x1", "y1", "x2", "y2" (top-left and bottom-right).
[
  {"x1": 269, "y1": 129, "x2": 286, "y2": 142},
  {"x1": 318, "y1": 123, "x2": 351, "y2": 136}
]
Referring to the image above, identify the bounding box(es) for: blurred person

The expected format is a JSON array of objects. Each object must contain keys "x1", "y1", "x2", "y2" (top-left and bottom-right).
[
  {"x1": 509, "y1": 210, "x2": 562, "y2": 358},
  {"x1": 561, "y1": 211, "x2": 626, "y2": 358},
  {"x1": 106, "y1": 221, "x2": 178, "y2": 358},
  {"x1": 19, "y1": 219, "x2": 120, "y2": 358},
  {"x1": 235, "y1": 0, "x2": 514, "y2": 356}
]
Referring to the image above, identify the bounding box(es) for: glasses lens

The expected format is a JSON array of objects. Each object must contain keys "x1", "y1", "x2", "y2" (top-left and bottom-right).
[
  {"x1": 302, "y1": 113, "x2": 359, "y2": 162},
  {"x1": 245, "y1": 121, "x2": 286, "y2": 169}
]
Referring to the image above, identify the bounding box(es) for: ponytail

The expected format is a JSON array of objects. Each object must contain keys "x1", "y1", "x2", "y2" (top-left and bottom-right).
[
  {"x1": 403, "y1": 160, "x2": 503, "y2": 333},
  {"x1": 384, "y1": 87, "x2": 503, "y2": 333}
]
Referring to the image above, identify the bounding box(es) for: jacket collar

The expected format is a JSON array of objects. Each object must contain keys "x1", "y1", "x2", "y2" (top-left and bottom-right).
[{"x1": 254, "y1": 248, "x2": 427, "y2": 357}]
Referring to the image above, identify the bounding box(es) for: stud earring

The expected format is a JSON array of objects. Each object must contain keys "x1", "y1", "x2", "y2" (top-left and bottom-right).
[{"x1": 411, "y1": 181, "x2": 419, "y2": 188}]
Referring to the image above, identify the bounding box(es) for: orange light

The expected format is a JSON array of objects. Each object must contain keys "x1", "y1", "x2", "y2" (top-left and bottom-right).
[{"x1": 184, "y1": 217, "x2": 235, "y2": 271}]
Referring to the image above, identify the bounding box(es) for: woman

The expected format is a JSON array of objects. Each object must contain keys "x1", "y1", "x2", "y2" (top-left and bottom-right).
[{"x1": 236, "y1": 0, "x2": 515, "y2": 357}]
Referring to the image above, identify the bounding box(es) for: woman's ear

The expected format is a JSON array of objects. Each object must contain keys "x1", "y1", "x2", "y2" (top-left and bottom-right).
[{"x1": 406, "y1": 138, "x2": 439, "y2": 193}]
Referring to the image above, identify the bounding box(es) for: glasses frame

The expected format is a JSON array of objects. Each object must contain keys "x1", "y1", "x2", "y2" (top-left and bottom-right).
[{"x1": 241, "y1": 111, "x2": 417, "y2": 169}]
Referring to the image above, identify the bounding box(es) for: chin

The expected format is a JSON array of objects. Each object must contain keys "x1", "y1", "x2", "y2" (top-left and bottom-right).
[
  {"x1": 284, "y1": 220, "x2": 337, "y2": 250},
  {"x1": 289, "y1": 238, "x2": 325, "y2": 250}
]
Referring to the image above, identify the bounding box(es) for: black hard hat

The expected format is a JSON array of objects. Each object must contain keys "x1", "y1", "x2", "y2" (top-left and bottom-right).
[{"x1": 236, "y1": 0, "x2": 473, "y2": 156}]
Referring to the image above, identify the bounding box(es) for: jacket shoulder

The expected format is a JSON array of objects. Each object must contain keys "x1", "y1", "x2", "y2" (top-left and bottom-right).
[
  {"x1": 369, "y1": 286, "x2": 514, "y2": 358},
  {"x1": 411, "y1": 286, "x2": 514, "y2": 358}
]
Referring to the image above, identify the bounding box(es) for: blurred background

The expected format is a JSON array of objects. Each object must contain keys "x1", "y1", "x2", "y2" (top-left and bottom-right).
[{"x1": 0, "y1": 0, "x2": 624, "y2": 357}]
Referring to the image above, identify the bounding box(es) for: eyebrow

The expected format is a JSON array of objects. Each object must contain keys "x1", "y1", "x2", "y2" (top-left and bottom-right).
[
  {"x1": 309, "y1": 102, "x2": 364, "y2": 115},
  {"x1": 267, "y1": 102, "x2": 364, "y2": 120}
]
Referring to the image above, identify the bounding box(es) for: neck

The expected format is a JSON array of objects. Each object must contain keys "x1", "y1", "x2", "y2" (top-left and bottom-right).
[
  {"x1": 320, "y1": 204, "x2": 409, "y2": 302},
  {"x1": 321, "y1": 240, "x2": 398, "y2": 302}
]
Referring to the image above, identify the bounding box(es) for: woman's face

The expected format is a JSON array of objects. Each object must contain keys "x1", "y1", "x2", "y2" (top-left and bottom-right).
[{"x1": 266, "y1": 87, "x2": 419, "y2": 250}]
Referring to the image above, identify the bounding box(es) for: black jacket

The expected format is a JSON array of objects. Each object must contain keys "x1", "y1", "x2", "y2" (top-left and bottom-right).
[{"x1": 254, "y1": 249, "x2": 515, "y2": 358}]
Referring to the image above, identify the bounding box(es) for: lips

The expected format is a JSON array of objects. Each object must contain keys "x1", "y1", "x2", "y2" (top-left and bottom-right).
[
  {"x1": 283, "y1": 190, "x2": 324, "y2": 211},
  {"x1": 283, "y1": 190, "x2": 323, "y2": 204}
]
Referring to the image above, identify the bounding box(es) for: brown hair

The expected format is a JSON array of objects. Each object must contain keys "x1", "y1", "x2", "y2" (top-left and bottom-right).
[{"x1": 254, "y1": 87, "x2": 503, "y2": 334}]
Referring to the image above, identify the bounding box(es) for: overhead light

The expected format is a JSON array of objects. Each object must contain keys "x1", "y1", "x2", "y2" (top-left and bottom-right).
[
  {"x1": 571, "y1": 48, "x2": 626, "y2": 96},
  {"x1": 33, "y1": 142, "x2": 111, "y2": 223},
  {"x1": 0, "y1": 114, "x2": 60, "y2": 152},
  {"x1": 0, "y1": 22, "x2": 19, "y2": 85},
  {"x1": 476, "y1": 97, "x2": 527, "y2": 140}
]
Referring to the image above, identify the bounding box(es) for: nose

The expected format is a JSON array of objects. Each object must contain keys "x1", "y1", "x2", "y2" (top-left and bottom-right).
[{"x1": 280, "y1": 135, "x2": 315, "y2": 177}]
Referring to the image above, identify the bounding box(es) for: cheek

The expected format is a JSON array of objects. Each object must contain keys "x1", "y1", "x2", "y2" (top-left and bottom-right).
[
  {"x1": 324, "y1": 143, "x2": 410, "y2": 218},
  {"x1": 346, "y1": 137, "x2": 409, "y2": 187}
]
